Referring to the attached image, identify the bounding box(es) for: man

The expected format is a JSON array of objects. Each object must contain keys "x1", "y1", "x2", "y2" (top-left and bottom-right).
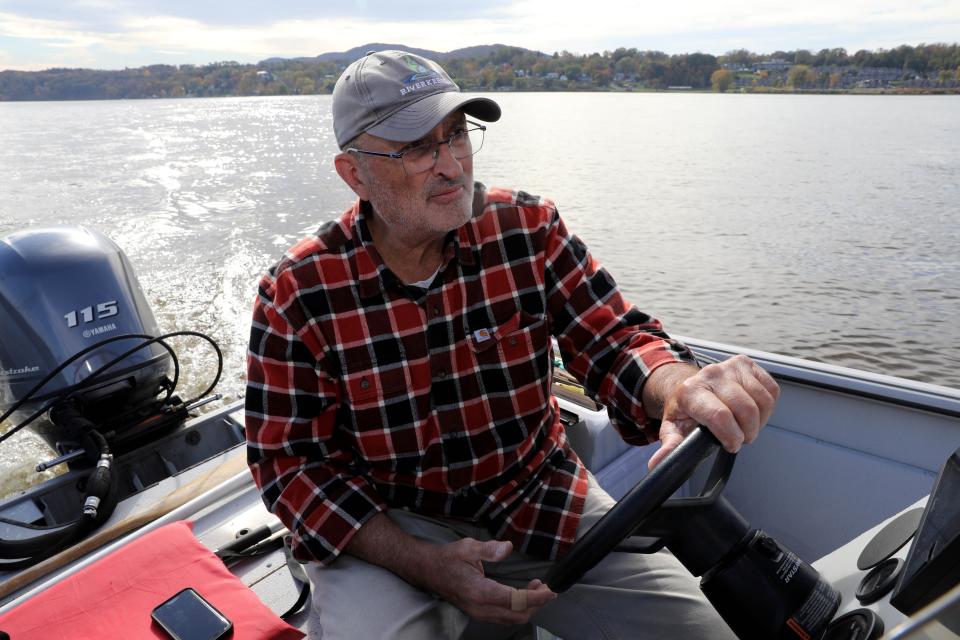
[{"x1": 246, "y1": 50, "x2": 778, "y2": 639}]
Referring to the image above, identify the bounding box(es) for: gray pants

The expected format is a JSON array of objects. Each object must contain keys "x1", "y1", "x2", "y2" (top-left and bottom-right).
[{"x1": 305, "y1": 475, "x2": 736, "y2": 639}]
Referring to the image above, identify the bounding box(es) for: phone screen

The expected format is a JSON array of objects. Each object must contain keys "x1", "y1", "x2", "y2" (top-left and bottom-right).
[{"x1": 151, "y1": 588, "x2": 232, "y2": 640}]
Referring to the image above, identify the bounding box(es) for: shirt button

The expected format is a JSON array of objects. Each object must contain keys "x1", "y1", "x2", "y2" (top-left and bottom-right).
[
  {"x1": 508, "y1": 337, "x2": 519, "y2": 346},
  {"x1": 360, "y1": 378, "x2": 370, "y2": 389},
  {"x1": 432, "y1": 306, "x2": 441, "y2": 316},
  {"x1": 438, "y1": 370, "x2": 448, "y2": 379}
]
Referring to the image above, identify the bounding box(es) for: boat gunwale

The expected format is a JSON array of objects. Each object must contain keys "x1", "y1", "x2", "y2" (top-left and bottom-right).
[{"x1": 680, "y1": 335, "x2": 960, "y2": 419}]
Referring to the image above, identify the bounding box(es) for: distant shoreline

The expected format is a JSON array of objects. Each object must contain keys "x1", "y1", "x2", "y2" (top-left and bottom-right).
[
  {"x1": 3, "y1": 42, "x2": 958, "y2": 101},
  {"x1": 2, "y1": 87, "x2": 958, "y2": 103}
]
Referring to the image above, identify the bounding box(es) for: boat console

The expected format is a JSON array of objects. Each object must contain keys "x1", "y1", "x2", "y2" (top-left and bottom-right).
[{"x1": 814, "y1": 445, "x2": 960, "y2": 638}]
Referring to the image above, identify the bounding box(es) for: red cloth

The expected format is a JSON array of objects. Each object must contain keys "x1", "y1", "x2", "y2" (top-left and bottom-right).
[{"x1": 0, "y1": 521, "x2": 304, "y2": 640}]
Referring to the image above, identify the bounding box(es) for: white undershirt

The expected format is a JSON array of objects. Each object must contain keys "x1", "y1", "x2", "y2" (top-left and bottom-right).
[{"x1": 406, "y1": 267, "x2": 440, "y2": 289}]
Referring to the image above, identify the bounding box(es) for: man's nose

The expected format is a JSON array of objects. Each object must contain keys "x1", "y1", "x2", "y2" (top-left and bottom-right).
[{"x1": 432, "y1": 140, "x2": 463, "y2": 178}]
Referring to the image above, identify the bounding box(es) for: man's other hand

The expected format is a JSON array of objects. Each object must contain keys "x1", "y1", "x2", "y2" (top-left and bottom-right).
[
  {"x1": 647, "y1": 354, "x2": 780, "y2": 469},
  {"x1": 425, "y1": 538, "x2": 556, "y2": 625}
]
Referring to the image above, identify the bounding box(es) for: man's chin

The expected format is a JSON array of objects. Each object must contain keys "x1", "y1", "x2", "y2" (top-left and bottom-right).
[
  {"x1": 439, "y1": 206, "x2": 472, "y2": 233},
  {"x1": 427, "y1": 192, "x2": 471, "y2": 225}
]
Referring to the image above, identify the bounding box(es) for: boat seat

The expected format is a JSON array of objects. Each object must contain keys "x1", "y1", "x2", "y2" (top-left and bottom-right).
[{"x1": 560, "y1": 400, "x2": 667, "y2": 500}]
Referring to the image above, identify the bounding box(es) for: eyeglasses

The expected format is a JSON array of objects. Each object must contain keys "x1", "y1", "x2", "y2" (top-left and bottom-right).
[{"x1": 346, "y1": 120, "x2": 486, "y2": 175}]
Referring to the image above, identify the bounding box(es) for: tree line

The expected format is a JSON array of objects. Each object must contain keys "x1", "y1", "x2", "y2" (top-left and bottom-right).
[{"x1": 1, "y1": 43, "x2": 958, "y2": 101}]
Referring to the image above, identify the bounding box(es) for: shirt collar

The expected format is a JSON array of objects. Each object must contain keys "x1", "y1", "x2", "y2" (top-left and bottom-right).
[
  {"x1": 454, "y1": 182, "x2": 487, "y2": 268},
  {"x1": 350, "y1": 200, "x2": 394, "y2": 299}
]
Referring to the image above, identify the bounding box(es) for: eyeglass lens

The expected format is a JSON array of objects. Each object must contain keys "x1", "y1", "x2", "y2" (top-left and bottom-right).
[{"x1": 402, "y1": 127, "x2": 484, "y2": 174}]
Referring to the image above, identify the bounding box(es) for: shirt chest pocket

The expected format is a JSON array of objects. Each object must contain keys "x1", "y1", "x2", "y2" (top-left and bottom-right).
[{"x1": 468, "y1": 310, "x2": 551, "y2": 425}]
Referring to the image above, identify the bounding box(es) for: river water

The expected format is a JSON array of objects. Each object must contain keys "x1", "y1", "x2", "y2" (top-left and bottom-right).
[{"x1": 1, "y1": 93, "x2": 958, "y2": 494}]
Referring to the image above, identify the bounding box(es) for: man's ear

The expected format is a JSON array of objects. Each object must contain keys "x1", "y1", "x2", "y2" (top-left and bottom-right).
[{"x1": 334, "y1": 152, "x2": 371, "y2": 201}]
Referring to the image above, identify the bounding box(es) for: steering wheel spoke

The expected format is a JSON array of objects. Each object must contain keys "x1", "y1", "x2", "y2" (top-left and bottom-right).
[{"x1": 545, "y1": 426, "x2": 733, "y2": 592}]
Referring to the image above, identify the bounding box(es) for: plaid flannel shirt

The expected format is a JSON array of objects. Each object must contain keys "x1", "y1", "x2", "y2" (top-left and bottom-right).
[{"x1": 245, "y1": 184, "x2": 695, "y2": 566}]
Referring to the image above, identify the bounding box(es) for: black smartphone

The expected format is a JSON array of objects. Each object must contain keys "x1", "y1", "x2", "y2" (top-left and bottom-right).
[{"x1": 151, "y1": 587, "x2": 233, "y2": 640}]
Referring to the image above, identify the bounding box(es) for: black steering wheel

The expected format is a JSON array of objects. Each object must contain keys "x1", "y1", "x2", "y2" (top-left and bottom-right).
[{"x1": 544, "y1": 426, "x2": 737, "y2": 592}]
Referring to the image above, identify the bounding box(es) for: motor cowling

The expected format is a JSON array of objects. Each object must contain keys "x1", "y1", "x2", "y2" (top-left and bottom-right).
[{"x1": 0, "y1": 226, "x2": 169, "y2": 438}]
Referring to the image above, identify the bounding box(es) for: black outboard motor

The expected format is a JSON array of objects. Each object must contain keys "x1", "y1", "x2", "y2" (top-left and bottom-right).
[
  {"x1": 0, "y1": 226, "x2": 170, "y2": 449},
  {"x1": 0, "y1": 226, "x2": 222, "y2": 571}
]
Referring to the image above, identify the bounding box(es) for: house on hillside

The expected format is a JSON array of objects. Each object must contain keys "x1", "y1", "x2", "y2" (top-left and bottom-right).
[{"x1": 755, "y1": 59, "x2": 791, "y2": 72}]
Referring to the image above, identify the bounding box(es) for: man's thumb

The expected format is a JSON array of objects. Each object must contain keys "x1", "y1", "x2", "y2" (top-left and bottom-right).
[{"x1": 649, "y1": 424, "x2": 684, "y2": 469}]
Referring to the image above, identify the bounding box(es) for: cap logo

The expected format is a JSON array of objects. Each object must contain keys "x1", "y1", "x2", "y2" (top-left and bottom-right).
[{"x1": 398, "y1": 55, "x2": 449, "y2": 97}]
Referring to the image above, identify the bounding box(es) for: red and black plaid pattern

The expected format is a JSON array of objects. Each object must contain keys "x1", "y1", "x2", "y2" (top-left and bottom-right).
[{"x1": 245, "y1": 184, "x2": 695, "y2": 565}]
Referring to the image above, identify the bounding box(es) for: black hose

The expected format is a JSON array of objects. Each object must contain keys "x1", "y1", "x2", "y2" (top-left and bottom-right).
[
  {"x1": 0, "y1": 430, "x2": 118, "y2": 569},
  {"x1": 0, "y1": 333, "x2": 178, "y2": 445},
  {"x1": 77, "y1": 330, "x2": 222, "y2": 433},
  {"x1": 0, "y1": 333, "x2": 167, "y2": 428},
  {"x1": 0, "y1": 331, "x2": 222, "y2": 570},
  {"x1": 0, "y1": 329, "x2": 223, "y2": 445}
]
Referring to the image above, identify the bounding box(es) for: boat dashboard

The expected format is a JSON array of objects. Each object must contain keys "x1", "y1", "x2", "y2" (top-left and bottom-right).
[
  {"x1": 814, "y1": 493, "x2": 960, "y2": 638},
  {"x1": 813, "y1": 444, "x2": 960, "y2": 639}
]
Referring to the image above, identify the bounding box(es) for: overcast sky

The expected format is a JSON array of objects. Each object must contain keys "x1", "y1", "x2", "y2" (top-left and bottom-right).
[{"x1": 1, "y1": 0, "x2": 958, "y2": 71}]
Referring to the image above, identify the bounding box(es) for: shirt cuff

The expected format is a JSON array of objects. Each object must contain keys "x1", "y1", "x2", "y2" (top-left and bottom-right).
[
  {"x1": 289, "y1": 477, "x2": 387, "y2": 566},
  {"x1": 612, "y1": 340, "x2": 698, "y2": 443}
]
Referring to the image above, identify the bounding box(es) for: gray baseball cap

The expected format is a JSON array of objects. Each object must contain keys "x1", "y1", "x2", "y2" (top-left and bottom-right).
[{"x1": 332, "y1": 50, "x2": 501, "y2": 148}]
